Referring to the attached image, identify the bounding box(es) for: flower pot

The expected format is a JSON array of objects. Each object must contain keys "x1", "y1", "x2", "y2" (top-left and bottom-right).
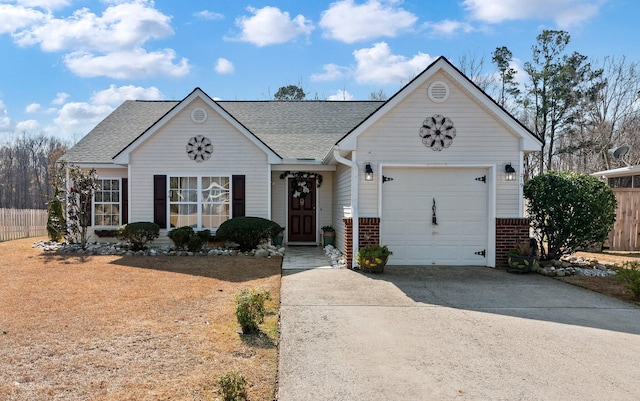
[
  {"x1": 507, "y1": 255, "x2": 538, "y2": 273},
  {"x1": 322, "y1": 232, "x2": 335, "y2": 247},
  {"x1": 272, "y1": 234, "x2": 283, "y2": 247},
  {"x1": 357, "y1": 255, "x2": 388, "y2": 273}
]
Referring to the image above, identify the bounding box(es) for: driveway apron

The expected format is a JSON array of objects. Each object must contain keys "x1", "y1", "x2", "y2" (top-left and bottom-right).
[{"x1": 277, "y1": 266, "x2": 640, "y2": 401}]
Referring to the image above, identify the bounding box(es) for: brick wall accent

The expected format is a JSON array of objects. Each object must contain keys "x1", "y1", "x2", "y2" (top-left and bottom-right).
[
  {"x1": 343, "y1": 217, "x2": 381, "y2": 268},
  {"x1": 496, "y1": 218, "x2": 531, "y2": 269}
]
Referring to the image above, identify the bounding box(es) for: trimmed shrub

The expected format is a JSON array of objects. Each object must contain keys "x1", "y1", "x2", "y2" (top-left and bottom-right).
[
  {"x1": 187, "y1": 235, "x2": 203, "y2": 252},
  {"x1": 46, "y1": 186, "x2": 65, "y2": 242},
  {"x1": 235, "y1": 288, "x2": 271, "y2": 334},
  {"x1": 217, "y1": 370, "x2": 248, "y2": 401},
  {"x1": 524, "y1": 171, "x2": 616, "y2": 260},
  {"x1": 617, "y1": 262, "x2": 640, "y2": 299},
  {"x1": 168, "y1": 226, "x2": 195, "y2": 250},
  {"x1": 196, "y1": 229, "x2": 212, "y2": 242},
  {"x1": 216, "y1": 217, "x2": 282, "y2": 251},
  {"x1": 116, "y1": 222, "x2": 160, "y2": 251}
]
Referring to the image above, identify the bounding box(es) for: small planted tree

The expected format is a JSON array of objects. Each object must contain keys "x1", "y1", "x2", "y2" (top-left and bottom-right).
[
  {"x1": 54, "y1": 161, "x2": 99, "y2": 247},
  {"x1": 524, "y1": 171, "x2": 616, "y2": 260},
  {"x1": 46, "y1": 186, "x2": 65, "y2": 242}
]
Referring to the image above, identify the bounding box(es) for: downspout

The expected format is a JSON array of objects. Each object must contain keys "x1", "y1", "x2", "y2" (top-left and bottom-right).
[{"x1": 333, "y1": 148, "x2": 359, "y2": 268}]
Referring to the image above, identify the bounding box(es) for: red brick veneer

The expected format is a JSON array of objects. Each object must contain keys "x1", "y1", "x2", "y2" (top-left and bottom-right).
[
  {"x1": 496, "y1": 218, "x2": 531, "y2": 268},
  {"x1": 343, "y1": 217, "x2": 380, "y2": 268}
]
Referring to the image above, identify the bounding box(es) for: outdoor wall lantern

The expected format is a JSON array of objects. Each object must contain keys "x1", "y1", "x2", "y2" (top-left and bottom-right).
[
  {"x1": 504, "y1": 163, "x2": 517, "y2": 181},
  {"x1": 365, "y1": 163, "x2": 374, "y2": 181}
]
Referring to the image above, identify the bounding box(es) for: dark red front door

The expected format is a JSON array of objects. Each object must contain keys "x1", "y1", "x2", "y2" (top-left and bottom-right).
[{"x1": 288, "y1": 178, "x2": 316, "y2": 242}]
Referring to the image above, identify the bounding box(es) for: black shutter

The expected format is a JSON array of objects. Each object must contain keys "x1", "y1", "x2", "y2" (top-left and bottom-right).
[
  {"x1": 153, "y1": 175, "x2": 167, "y2": 228},
  {"x1": 121, "y1": 178, "x2": 128, "y2": 225},
  {"x1": 232, "y1": 175, "x2": 245, "y2": 218}
]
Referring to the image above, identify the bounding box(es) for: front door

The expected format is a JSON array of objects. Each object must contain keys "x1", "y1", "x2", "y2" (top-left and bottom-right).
[{"x1": 288, "y1": 177, "x2": 316, "y2": 243}]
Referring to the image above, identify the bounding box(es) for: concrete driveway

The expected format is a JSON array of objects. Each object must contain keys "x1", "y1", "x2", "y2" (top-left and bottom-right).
[{"x1": 277, "y1": 266, "x2": 640, "y2": 401}]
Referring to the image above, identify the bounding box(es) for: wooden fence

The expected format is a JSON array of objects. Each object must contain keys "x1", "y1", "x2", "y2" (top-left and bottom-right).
[
  {"x1": 0, "y1": 208, "x2": 48, "y2": 242},
  {"x1": 608, "y1": 189, "x2": 640, "y2": 251}
]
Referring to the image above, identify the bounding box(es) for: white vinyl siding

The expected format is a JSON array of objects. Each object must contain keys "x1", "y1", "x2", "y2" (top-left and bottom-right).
[
  {"x1": 128, "y1": 98, "x2": 270, "y2": 233},
  {"x1": 333, "y1": 163, "x2": 351, "y2": 252},
  {"x1": 356, "y1": 71, "x2": 521, "y2": 218}
]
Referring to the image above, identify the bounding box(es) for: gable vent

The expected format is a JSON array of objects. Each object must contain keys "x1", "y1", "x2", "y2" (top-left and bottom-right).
[
  {"x1": 191, "y1": 107, "x2": 208, "y2": 124},
  {"x1": 428, "y1": 81, "x2": 449, "y2": 103}
]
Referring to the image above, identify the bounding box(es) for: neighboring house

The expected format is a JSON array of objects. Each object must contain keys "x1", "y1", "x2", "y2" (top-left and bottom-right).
[
  {"x1": 60, "y1": 56, "x2": 541, "y2": 268},
  {"x1": 592, "y1": 165, "x2": 640, "y2": 251}
]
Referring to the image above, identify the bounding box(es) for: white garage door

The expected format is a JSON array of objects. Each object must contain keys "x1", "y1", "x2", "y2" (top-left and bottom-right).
[{"x1": 381, "y1": 167, "x2": 488, "y2": 266}]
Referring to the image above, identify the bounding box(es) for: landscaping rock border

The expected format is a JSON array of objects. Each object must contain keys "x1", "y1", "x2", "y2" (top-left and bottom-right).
[
  {"x1": 32, "y1": 240, "x2": 285, "y2": 258},
  {"x1": 534, "y1": 255, "x2": 617, "y2": 277}
]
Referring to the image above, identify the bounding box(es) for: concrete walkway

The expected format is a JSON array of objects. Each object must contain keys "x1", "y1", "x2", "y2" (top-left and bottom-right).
[
  {"x1": 277, "y1": 264, "x2": 640, "y2": 401},
  {"x1": 282, "y1": 245, "x2": 335, "y2": 270}
]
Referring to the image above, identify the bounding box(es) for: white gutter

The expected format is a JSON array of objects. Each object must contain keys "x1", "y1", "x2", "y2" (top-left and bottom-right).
[{"x1": 333, "y1": 148, "x2": 359, "y2": 268}]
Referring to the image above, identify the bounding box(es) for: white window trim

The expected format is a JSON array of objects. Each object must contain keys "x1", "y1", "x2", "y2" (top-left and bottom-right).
[
  {"x1": 167, "y1": 174, "x2": 232, "y2": 231},
  {"x1": 93, "y1": 177, "x2": 122, "y2": 228}
]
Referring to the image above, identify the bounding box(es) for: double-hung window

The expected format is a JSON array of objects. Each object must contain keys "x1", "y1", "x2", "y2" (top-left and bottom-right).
[
  {"x1": 94, "y1": 178, "x2": 121, "y2": 227},
  {"x1": 169, "y1": 176, "x2": 230, "y2": 229}
]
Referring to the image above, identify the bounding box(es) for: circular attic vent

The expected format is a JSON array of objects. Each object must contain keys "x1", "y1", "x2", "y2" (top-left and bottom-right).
[
  {"x1": 191, "y1": 107, "x2": 208, "y2": 124},
  {"x1": 428, "y1": 81, "x2": 450, "y2": 103}
]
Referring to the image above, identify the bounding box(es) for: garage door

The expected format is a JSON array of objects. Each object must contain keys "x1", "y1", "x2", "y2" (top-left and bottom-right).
[{"x1": 381, "y1": 167, "x2": 488, "y2": 265}]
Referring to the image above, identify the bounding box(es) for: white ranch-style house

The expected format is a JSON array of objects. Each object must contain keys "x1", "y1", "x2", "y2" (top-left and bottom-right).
[{"x1": 60, "y1": 56, "x2": 542, "y2": 268}]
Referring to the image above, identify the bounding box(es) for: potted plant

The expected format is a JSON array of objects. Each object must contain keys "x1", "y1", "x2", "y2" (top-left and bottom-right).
[
  {"x1": 321, "y1": 225, "x2": 335, "y2": 247},
  {"x1": 271, "y1": 225, "x2": 285, "y2": 247},
  {"x1": 507, "y1": 240, "x2": 538, "y2": 273},
  {"x1": 357, "y1": 245, "x2": 393, "y2": 273}
]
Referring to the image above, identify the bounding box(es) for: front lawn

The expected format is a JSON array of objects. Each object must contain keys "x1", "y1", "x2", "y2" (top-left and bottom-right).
[{"x1": 0, "y1": 237, "x2": 281, "y2": 401}]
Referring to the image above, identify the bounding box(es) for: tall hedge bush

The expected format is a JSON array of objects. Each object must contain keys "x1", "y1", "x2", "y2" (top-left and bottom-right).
[{"x1": 523, "y1": 171, "x2": 616, "y2": 260}]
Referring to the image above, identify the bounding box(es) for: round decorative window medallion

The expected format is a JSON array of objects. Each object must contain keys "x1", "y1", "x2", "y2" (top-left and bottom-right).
[
  {"x1": 419, "y1": 114, "x2": 456, "y2": 151},
  {"x1": 186, "y1": 135, "x2": 213, "y2": 162},
  {"x1": 191, "y1": 108, "x2": 208, "y2": 124},
  {"x1": 428, "y1": 81, "x2": 450, "y2": 103}
]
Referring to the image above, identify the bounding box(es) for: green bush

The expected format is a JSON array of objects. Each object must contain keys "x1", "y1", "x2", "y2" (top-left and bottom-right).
[
  {"x1": 523, "y1": 171, "x2": 616, "y2": 260},
  {"x1": 187, "y1": 235, "x2": 203, "y2": 252},
  {"x1": 217, "y1": 370, "x2": 248, "y2": 401},
  {"x1": 46, "y1": 186, "x2": 65, "y2": 242},
  {"x1": 196, "y1": 229, "x2": 212, "y2": 242},
  {"x1": 235, "y1": 288, "x2": 271, "y2": 334},
  {"x1": 168, "y1": 226, "x2": 195, "y2": 250},
  {"x1": 617, "y1": 262, "x2": 640, "y2": 299},
  {"x1": 216, "y1": 217, "x2": 282, "y2": 251},
  {"x1": 116, "y1": 222, "x2": 160, "y2": 251}
]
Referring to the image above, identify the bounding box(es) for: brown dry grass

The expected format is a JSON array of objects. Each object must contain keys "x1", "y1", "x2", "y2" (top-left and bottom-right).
[
  {"x1": 0, "y1": 237, "x2": 281, "y2": 401},
  {"x1": 560, "y1": 251, "x2": 640, "y2": 306}
]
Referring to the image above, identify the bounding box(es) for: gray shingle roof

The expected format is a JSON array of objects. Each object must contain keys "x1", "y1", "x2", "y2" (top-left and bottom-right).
[
  {"x1": 218, "y1": 101, "x2": 383, "y2": 159},
  {"x1": 61, "y1": 98, "x2": 383, "y2": 163},
  {"x1": 60, "y1": 100, "x2": 179, "y2": 164}
]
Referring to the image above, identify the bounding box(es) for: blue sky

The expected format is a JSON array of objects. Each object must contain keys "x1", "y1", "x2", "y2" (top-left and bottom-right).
[{"x1": 0, "y1": 0, "x2": 638, "y2": 143}]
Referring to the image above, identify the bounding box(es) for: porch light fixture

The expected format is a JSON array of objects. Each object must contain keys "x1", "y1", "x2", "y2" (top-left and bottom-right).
[
  {"x1": 364, "y1": 163, "x2": 374, "y2": 181},
  {"x1": 504, "y1": 163, "x2": 516, "y2": 181}
]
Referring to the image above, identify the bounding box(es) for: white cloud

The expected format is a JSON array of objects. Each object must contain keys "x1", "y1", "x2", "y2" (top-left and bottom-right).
[
  {"x1": 53, "y1": 101, "x2": 114, "y2": 138},
  {"x1": 311, "y1": 42, "x2": 433, "y2": 86},
  {"x1": 13, "y1": 2, "x2": 174, "y2": 52},
  {"x1": 215, "y1": 58, "x2": 234, "y2": 74},
  {"x1": 233, "y1": 6, "x2": 314, "y2": 46},
  {"x1": 0, "y1": 100, "x2": 12, "y2": 130},
  {"x1": 327, "y1": 90, "x2": 354, "y2": 101},
  {"x1": 25, "y1": 103, "x2": 42, "y2": 113},
  {"x1": 0, "y1": 4, "x2": 47, "y2": 34},
  {"x1": 15, "y1": 119, "x2": 40, "y2": 133},
  {"x1": 64, "y1": 48, "x2": 189, "y2": 79},
  {"x1": 16, "y1": 0, "x2": 71, "y2": 11},
  {"x1": 463, "y1": 0, "x2": 602, "y2": 28},
  {"x1": 353, "y1": 42, "x2": 434, "y2": 85},
  {"x1": 90, "y1": 84, "x2": 164, "y2": 105},
  {"x1": 52, "y1": 92, "x2": 69, "y2": 105},
  {"x1": 320, "y1": 0, "x2": 417, "y2": 43},
  {"x1": 194, "y1": 10, "x2": 223, "y2": 20},
  {"x1": 310, "y1": 63, "x2": 350, "y2": 82},
  {"x1": 425, "y1": 19, "x2": 475, "y2": 35}
]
